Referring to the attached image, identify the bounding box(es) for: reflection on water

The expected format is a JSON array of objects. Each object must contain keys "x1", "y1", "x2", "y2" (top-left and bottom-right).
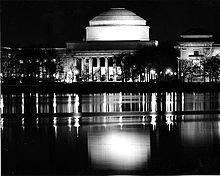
[
  {"x1": 1, "y1": 92, "x2": 220, "y2": 174},
  {"x1": 88, "y1": 127, "x2": 150, "y2": 171},
  {"x1": 2, "y1": 114, "x2": 220, "y2": 174},
  {"x1": 1, "y1": 92, "x2": 220, "y2": 114}
]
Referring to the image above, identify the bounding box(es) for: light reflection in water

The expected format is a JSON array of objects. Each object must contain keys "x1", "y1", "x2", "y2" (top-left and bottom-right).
[
  {"x1": 151, "y1": 115, "x2": 157, "y2": 131},
  {"x1": 53, "y1": 93, "x2": 56, "y2": 113},
  {"x1": 21, "y1": 117, "x2": 25, "y2": 130},
  {"x1": 180, "y1": 115, "x2": 218, "y2": 147},
  {"x1": 74, "y1": 116, "x2": 80, "y2": 137},
  {"x1": 2, "y1": 113, "x2": 220, "y2": 174},
  {"x1": 2, "y1": 92, "x2": 220, "y2": 114},
  {"x1": 151, "y1": 93, "x2": 157, "y2": 112},
  {"x1": 166, "y1": 115, "x2": 174, "y2": 131},
  {"x1": 36, "y1": 93, "x2": 39, "y2": 114},
  {"x1": 22, "y1": 93, "x2": 24, "y2": 114},
  {"x1": 36, "y1": 117, "x2": 39, "y2": 128},
  {"x1": 88, "y1": 128, "x2": 151, "y2": 171},
  {"x1": 0, "y1": 118, "x2": 3, "y2": 130},
  {"x1": 0, "y1": 94, "x2": 3, "y2": 114}
]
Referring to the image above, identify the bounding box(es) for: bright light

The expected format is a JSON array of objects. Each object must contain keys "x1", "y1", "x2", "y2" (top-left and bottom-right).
[
  {"x1": 74, "y1": 69, "x2": 79, "y2": 75},
  {"x1": 88, "y1": 131, "x2": 151, "y2": 170},
  {"x1": 165, "y1": 68, "x2": 173, "y2": 75},
  {"x1": 150, "y1": 69, "x2": 156, "y2": 75},
  {"x1": 166, "y1": 116, "x2": 173, "y2": 131},
  {"x1": 74, "y1": 116, "x2": 80, "y2": 137},
  {"x1": 150, "y1": 115, "x2": 157, "y2": 131},
  {"x1": 86, "y1": 26, "x2": 149, "y2": 41},
  {"x1": 151, "y1": 93, "x2": 157, "y2": 112}
]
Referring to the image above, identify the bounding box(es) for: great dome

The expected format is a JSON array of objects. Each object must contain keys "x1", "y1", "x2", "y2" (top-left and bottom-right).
[
  {"x1": 86, "y1": 8, "x2": 150, "y2": 41},
  {"x1": 89, "y1": 8, "x2": 146, "y2": 26}
]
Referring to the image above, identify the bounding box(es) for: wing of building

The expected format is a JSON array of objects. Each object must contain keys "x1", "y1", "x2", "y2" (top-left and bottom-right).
[{"x1": 178, "y1": 28, "x2": 220, "y2": 82}]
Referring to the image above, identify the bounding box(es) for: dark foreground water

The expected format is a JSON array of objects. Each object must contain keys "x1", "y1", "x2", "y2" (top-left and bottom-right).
[{"x1": 1, "y1": 92, "x2": 220, "y2": 175}]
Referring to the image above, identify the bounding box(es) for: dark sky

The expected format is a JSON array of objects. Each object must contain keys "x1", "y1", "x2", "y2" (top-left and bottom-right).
[{"x1": 2, "y1": 0, "x2": 220, "y2": 47}]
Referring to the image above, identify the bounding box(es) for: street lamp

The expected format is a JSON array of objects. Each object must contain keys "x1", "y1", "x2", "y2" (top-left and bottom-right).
[{"x1": 165, "y1": 68, "x2": 173, "y2": 75}]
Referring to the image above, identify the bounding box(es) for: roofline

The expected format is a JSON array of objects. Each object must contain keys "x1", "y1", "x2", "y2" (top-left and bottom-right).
[{"x1": 180, "y1": 35, "x2": 213, "y2": 38}]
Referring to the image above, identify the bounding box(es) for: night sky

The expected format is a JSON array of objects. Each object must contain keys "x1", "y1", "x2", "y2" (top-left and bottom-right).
[{"x1": 2, "y1": 0, "x2": 220, "y2": 47}]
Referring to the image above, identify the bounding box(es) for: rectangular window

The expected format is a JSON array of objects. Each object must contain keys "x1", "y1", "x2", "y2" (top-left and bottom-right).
[
  {"x1": 116, "y1": 58, "x2": 121, "y2": 66},
  {"x1": 194, "y1": 51, "x2": 199, "y2": 56},
  {"x1": 108, "y1": 58, "x2": 113, "y2": 66},
  {"x1": 93, "y1": 58, "x2": 97, "y2": 67},
  {"x1": 100, "y1": 57, "x2": 105, "y2": 67}
]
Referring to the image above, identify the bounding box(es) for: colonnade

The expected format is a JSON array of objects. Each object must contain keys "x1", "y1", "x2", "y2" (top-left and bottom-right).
[{"x1": 70, "y1": 56, "x2": 121, "y2": 82}]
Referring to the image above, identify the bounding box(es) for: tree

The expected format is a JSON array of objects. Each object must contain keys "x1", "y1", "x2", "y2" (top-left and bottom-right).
[
  {"x1": 204, "y1": 56, "x2": 220, "y2": 82},
  {"x1": 179, "y1": 59, "x2": 194, "y2": 82}
]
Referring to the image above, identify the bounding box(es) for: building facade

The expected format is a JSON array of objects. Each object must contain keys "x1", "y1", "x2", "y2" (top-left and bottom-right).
[
  {"x1": 178, "y1": 29, "x2": 220, "y2": 82},
  {"x1": 63, "y1": 8, "x2": 158, "y2": 82}
]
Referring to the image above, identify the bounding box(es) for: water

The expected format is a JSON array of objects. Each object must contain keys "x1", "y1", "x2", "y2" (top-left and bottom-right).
[{"x1": 1, "y1": 92, "x2": 220, "y2": 175}]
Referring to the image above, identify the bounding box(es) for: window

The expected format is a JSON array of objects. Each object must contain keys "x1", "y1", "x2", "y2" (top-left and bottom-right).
[
  {"x1": 100, "y1": 57, "x2": 105, "y2": 67},
  {"x1": 108, "y1": 58, "x2": 113, "y2": 66},
  {"x1": 194, "y1": 51, "x2": 199, "y2": 56},
  {"x1": 93, "y1": 58, "x2": 97, "y2": 67},
  {"x1": 116, "y1": 58, "x2": 121, "y2": 66}
]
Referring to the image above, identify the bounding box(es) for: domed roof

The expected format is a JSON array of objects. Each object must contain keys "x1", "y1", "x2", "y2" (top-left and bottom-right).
[{"x1": 89, "y1": 8, "x2": 146, "y2": 26}]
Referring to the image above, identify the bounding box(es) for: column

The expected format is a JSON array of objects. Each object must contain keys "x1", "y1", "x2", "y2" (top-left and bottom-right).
[
  {"x1": 97, "y1": 57, "x2": 101, "y2": 81},
  {"x1": 113, "y1": 58, "x2": 116, "y2": 81},
  {"x1": 105, "y1": 57, "x2": 109, "y2": 82},
  {"x1": 81, "y1": 57, "x2": 84, "y2": 72},
  {"x1": 89, "y1": 58, "x2": 93, "y2": 81},
  {"x1": 73, "y1": 58, "x2": 77, "y2": 82}
]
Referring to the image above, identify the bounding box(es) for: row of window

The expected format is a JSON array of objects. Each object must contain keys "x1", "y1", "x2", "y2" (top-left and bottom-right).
[{"x1": 84, "y1": 57, "x2": 121, "y2": 67}]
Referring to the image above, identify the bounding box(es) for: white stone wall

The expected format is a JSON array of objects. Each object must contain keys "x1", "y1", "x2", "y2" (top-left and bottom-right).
[{"x1": 86, "y1": 26, "x2": 149, "y2": 41}]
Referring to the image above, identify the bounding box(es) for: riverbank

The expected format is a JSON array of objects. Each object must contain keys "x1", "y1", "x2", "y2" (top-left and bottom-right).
[{"x1": 1, "y1": 82, "x2": 220, "y2": 93}]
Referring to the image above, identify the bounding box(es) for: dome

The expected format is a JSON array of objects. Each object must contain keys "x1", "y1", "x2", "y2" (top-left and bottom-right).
[
  {"x1": 86, "y1": 8, "x2": 150, "y2": 41},
  {"x1": 89, "y1": 8, "x2": 146, "y2": 26}
]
